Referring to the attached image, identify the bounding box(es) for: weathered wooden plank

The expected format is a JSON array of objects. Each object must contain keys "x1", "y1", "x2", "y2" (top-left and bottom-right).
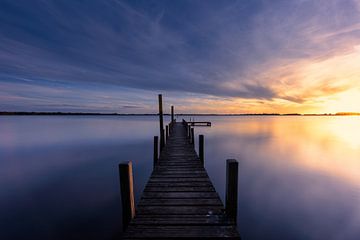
[
  {"x1": 148, "y1": 178, "x2": 211, "y2": 183},
  {"x1": 150, "y1": 173, "x2": 208, "y2": 178},
  {"x1": 131, "y1": 215, "x2": 231, "y2": 225},
  {"x1": 138, "y1": 198, "x2": 223, "y2": 206},
  {"x1": 136, "y1": 206, "x2": 223, "y2": 215},
  {"x1": 146, "y1": 182, "x2": 213, "y2": 187},
  {"x1": 123, "y1": 225, "x2": 240, "y2": 239},
  {"x1": 144, "y1": 186, "x2": 215, "y2": 192},
  {"x1": 141, "y1": 192, "x2": 219, "y2": 199}
]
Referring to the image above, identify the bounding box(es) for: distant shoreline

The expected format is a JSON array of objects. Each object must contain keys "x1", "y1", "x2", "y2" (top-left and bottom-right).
[{"x1": 1, "y1": 112, "x2": 359, "y2": 116}]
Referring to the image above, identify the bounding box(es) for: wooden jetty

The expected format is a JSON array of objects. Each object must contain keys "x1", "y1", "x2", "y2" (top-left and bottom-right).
[
  {"x1": 187, "y1": 121, "x2": 211, "y2": 126},
  {"x1": 119, "y1": 95, "x2": 240, "y2": 239}
]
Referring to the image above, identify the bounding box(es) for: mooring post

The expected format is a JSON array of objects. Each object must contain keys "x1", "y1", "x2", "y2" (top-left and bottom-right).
[
  {"x1": 153, "y1": 136, "x2": 158, "y2": 168},
  {"x1": 188, "y1": 125, "x2": 191, "y2": 139},
  {"x1": 166, "y1": 125, "x2": 169, "y2": 142},
  {"x1": 158, "y1": 94, "x2": 165, "y2": 151},
  {"x1": 199, "y1": 135, "x2": 204, "y2": 165},
  {"x1": 191, "y1": 128, "x2": 195, "y2": 145},
  {"x1": 225, "y1": 159, "x2": 239, "y2": 224},
  {"x1": 119, "y1": 161, "x2": 135, "y2": 230},
  {"x1": 171, "y1": 105, "x2": 174, "y2": 123}
]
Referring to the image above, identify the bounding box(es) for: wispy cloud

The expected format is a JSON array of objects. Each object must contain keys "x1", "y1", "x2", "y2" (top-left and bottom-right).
[{"x1": 1, "y1": 0, "x2": 360, "y2": 112}]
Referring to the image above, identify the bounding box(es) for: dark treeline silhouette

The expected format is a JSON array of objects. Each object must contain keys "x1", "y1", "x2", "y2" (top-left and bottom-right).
[{"x1": 1, "y1": 112, "x2": 359, "y2": 116}]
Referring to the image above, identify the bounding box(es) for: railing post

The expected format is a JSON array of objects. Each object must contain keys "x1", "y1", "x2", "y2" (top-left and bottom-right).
[
  {"x1": 160, "y1": 128, "x2": 165, "y2": 152},
  {"x1": 199, "y1": 135, "x2": 204, "y2": 165},
  {"x1": 171, "y1": 105, "x2": 174, "y2": 123},
  {"x1": 225, "y1": 159, "x2": 239, "y2": 224},
  {"x1": 158, "y1": 94, "x2": 165, "y2": 151},
  {"x1": 166, "y1": 125, "x2": 169, "y2": 142},
  {"x1": 153, "y1": 136, "x2": 158, "y2": 168},
  {"x1": 191, "y1": 128, "x2": 195, "y2": 145},
  {"x1": 119, "y1": 161, "x2": 135, "y2": 230}
]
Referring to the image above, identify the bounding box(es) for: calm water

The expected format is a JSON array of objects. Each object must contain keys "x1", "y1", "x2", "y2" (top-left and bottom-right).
[{"x1": 1, "y1": 116, "x2": 359, "y2": 239}]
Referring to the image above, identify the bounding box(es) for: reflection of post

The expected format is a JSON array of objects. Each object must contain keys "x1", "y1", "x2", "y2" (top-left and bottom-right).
[
  {"x1": 158, "y1": 94, "x2": 165, "y2": 151},
  {"x1": 171, "y1": 106, "x2": 174, "y2": 123},
  {"x1": 199, "y1": 135, "x2": 204, "y2": 165},
  {"x1": 225, "y1": 159, "x2": 239, "y2": 224},
  {"x1": 119, "y1": 161, "x2": 135, "y2": 230},
  {"x1": 153, "y1": 136, "x2": 158, "y2": 168}
]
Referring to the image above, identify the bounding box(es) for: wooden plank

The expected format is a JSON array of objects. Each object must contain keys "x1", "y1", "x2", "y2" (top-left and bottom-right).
[
  {"x1": 146, "y1": 182, "x2": 213, "y2": 187},
  {"x1": 136, "y1": 206, "x2": 224, "y2": 215},
  {"x1": 138, "y1": 198, "x2": 223, "y2": 206},
  {"x1": 144, "y1": 186, "x2": 215, "y2": 192},
  {"x1": 131, "y1": 215, "x2": 232, "y2": 225},
  {"x1": 141, "y1": 192, "x2": 219, "y2": 199},
  {"x1": 122, "y1": 226, "x2": 240, "y2": 239},
  {"x1": 148, "y1": 178, "x2": 211, "y2": 183}
]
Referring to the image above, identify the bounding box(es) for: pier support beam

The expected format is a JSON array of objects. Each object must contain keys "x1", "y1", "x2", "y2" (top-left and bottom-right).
[
  {"x1": 153, "y1": 136, "x2": 158, "y2": 168},
  {"x1": 199, "y1": 135, "x2": 204, "y2": 165},
  {"x1": 119, "y1": 161, "x2": 135, "y2": 230},
  {"x1": 171, "y1": 105, "x2": 174, "y2": 123},
  {"x1": 158, "y1": 94, "x2": 165, "y2": 151},
  {"x1": 166, "y1": 125, "x2": 169, "y2": 142},
  {"x1": 225, "y1": 159, "x2": 238, "y2": 224},
  {"x1": 191, "y1": 128, "x2": 195, "y2": 145}
]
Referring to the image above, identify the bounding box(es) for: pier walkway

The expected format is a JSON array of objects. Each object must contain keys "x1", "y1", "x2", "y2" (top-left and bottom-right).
[{"x1": 121, "y1": 121, "x2": 241, "y2": 239}]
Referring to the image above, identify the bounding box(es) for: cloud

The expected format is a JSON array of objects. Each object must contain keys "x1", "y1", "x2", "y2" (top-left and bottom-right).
[{"x1": 1, "y1": 0, "x2": 360, "y2": 112}]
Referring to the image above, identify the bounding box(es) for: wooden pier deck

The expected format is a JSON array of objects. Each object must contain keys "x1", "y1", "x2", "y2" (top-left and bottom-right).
[{"x1": 121, "y1": 121, "x2": 241, "y2": 239}]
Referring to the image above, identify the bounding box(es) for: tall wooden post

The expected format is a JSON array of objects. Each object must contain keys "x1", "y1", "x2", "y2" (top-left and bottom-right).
[
  {"x1": 158, "y1": 94, "x2": 165, "y2": 151},
  {"x1": 119, "y1": 161, "x2": 135, "y2": 230},
  {"x1": 188, "y1": 125, "x2": 191, "y2": 139},
  {"x1": 171, "y1": 105, "x2": 174, "y2": 123},
  {"x1": 191, "y1": 128, "x2": 195, "y2": 145},
  {"x1": 225, "y1": 159, "x2": 239, "y2": 224},
  {"x1": 199, "y1": 135, "x2": 204, "y2": 165},
  {"x1": 166, "y1": 125, "x2": 169, "y2": 142},
  {"x1": 153, "y1": 136, "x2": 158, "y2": 168}
]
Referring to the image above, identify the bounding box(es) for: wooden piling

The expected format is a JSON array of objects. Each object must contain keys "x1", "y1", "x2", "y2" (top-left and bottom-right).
[
  {"x1": 171, "y1": 105, "x2": 174, "y2": 123},
  {"x1": 225, "y1": 159, "x2": 239, "y2": 224},
  {"x1": 119, "y1": 161, "x2": 135, "y2": 230},
  {"x1": 199, "y1": 135, "x2": 204, "y2": 165},
  {"x1": 158, "y1": 94, "x2": 165, "y2": 151},
  {"x1": 153, "y1": 136, "x2": 158, "y2": 168},
  {"x1": 191, "y1": 128, "x2": 195, "y2": 145},
  {"x1": 166, "y1": 125, "x2": 169, "y2": 142}
]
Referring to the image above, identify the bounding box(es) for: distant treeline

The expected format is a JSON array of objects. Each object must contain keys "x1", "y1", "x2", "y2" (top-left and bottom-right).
[{"x1": 1, "y1": 112, "x2": 359, "y2": 116}]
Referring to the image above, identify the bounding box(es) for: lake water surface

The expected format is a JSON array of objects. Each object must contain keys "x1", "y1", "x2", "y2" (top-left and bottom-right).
[{"x1": 1, "y1": 116, "x2": 359, "y2": 239}]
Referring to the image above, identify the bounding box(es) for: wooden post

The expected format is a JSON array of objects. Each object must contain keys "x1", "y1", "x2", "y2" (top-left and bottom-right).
[
  {"x1": 158, "y1": 94, "x2": 165, "y2": 151},
  {"x1": 171, "y1": 105, "x2": 174, "y2": 123},
  {"x1": 153, "y1": 136, "x2": 158, "y2": 168},
  {"x1": 199, "y1": 135, "x2": 204, "y2": 165},
  {"x1": 160, "y1": 128, "x2": 165, "y2": 151},
  {"x1": 225, "y1": 159, "x2": 239, "y2": 224},
  {"x1": 119, "y1": 161, "x2": 135, "y2": 230},
  {"x1": 188, "y1": 125, "x2": 191, "y2": 139},
  {"x1": 191, "y1": 128, "x2": 195, "y2": 145},
  {"x1": 166, "y1": 125, "x2": 169, "y2": 142}
]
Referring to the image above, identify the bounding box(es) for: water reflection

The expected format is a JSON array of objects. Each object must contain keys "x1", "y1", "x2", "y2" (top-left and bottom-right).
[
  {"x1": 193, "y1": 116, "x2": 360, "y2": 240},
  {"x1": 0, "y1": 116, "x2": 359, "y2": 240}
]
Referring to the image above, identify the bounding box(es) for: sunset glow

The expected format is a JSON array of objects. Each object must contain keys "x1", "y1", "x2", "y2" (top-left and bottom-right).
[{"x1": 1, "y1": 0, "x2": 360, "y2": 113}]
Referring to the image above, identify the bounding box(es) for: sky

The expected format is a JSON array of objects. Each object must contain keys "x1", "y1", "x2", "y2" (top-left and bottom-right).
[{"x1": 1, "y1": 0, "x2": 360, "y2": 114}]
